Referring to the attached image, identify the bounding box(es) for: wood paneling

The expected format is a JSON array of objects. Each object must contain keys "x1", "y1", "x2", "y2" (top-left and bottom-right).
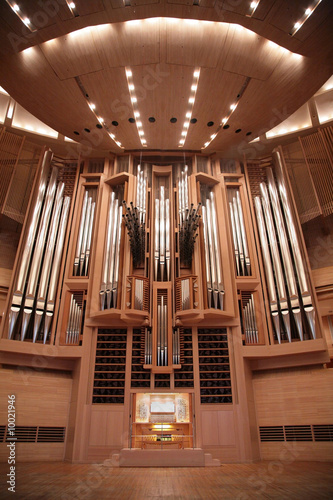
[
  {"x1": 88, "y1": 409, "x2": 124, "y2": 447},
  {"x1": 253, "y1": 366, "x2": 333, "y2": 425}
]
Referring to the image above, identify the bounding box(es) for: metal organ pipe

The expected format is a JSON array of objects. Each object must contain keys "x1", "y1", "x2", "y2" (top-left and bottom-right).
[
  {"x1": 33, "y1": 181, "x2": 64, "y2": 342},
  {"x1": 266, "y1": 168, "x2": 303, "y2": 340},
  {"x1": 21, "y1": 167, "x2": 58, "y2": 341},
  {"x1": 254, "y1": 196, "x2": 282, "y2": 344},
  {"x1": 273, "y1": 150, "x2": 316, "y2": 339},
  {"x1": 260, "y1": 182, "x2": 292, "y2": 342},
  {"x1": 44, "y1": 196, "x2": 70, "y2": 344},
  {"x1": 100, "y1": 191, "x2": 123, "y2": 310},
  {"x1": 73, "y1": 191, "x2": 88, "y2": 276}
]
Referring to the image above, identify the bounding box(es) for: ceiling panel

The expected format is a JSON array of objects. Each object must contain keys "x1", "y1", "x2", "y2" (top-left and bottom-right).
[
  {"x1": 130, "y1": 63, "x2": 195, "y2": 149},
  {"x1": 80, "y1": 69, "x2": 143, "y2": 150},
  {"x1": 166, "y1": 19, "x2": 229, "y2": 68},
  {"x1": 221, "y1": 24, "x2": 283, "y2": 80},
  {"x1": 75, "y1": 0, "x2": 105, "y2": 16},
  {"x1": 40, "y1": 29, "x2": 104, "y2": 80},
  {"x1": 185, "y1": 68, "x2": 246, "y2": 150}
]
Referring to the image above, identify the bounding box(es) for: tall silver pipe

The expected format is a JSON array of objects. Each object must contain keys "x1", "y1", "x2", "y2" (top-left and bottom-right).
[
  {"x1": 210, "y1": 191, "x2": 224, "y2": 309},
  {"x1": 84, "y1": 201, "x2": 95, "y2": 276},
  {"x1": 165, "y1": 198, "x2": 170, "y2": 281},
  {"x1": 79, "y1": 196, "x2": 92, "y2": 276},
  {"x1": 273, "y1": 151, "x2": 316, "y2": 339},
  {"x1": 154, "y1": 198, "x2": 160, "y2": 281},
  {"x1": 159, "y1": 186, "x2": 165, "y2": 281},
  {"x1": 33, "y1": 181, "x2": 64, "y2": 342},
  {"x1": 206, "y1": 198, "x2": 218, "y2": 309},
  {"x1": 267, "y1": 168, "x2": 303, "y2": 340},
  {"x1": 66, "y1": 295, "x2": 74, "y2": 344},
  {"x1": 157, "y1": 303, "x2": 161, "y2": 366},
  {"x1": 250, "y1": 295, "x2": 258, "y2": 343},
  {"x1": 21, "y1": 168, "x2": 58, "y2": 341},
  {"x1": 112, "y1": 204, "x2": 123, "y2": 308},
  {"x1": 236, "y1": 191, "x2": 251, "y2": 276},
  {"x1": 201, "y1": 206, "x2": 212, "y2": 308},
  {"x1": 233, "y1": 197, "x2": 245, "y2": 276},
  {"x1": 106, "y1": 200, "x2": 119, "y2": 309},
  {"x1": 254, "y1": 196, "x2": 281, "y2": 344},
  {"x1": 100, "y1": 192, "x2": 115, "y2": 310},
  {"x1": 44, "y1": 196, "x2": 70, "y2": 344},
  {"x1": 73, "y1": 191, "x2": 88, "y2": 276},
  {"x1": 260, "y1": 183, "x2": 291, "y2": 342},
  {"x1": 8, "y1": 149, "x2": 53, "y2": 340},
  {"x1": 229, "y1": 202, "x2": 240, "y2": 276}
]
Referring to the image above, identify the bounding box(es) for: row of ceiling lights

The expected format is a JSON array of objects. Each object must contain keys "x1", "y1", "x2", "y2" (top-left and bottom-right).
[
  {"x1": 125, "y1": 68, "x2": 147, "y2": 147},
  {"x1": 179, "y1": 69, "x2": 200, "y2": 148},
  {"x1": 6, "y1": 1, "x2": 77, "y2": 30}
]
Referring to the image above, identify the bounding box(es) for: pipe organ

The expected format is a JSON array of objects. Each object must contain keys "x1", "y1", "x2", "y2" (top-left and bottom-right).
[
  {"x1": 1, "y1": 147, "x2": 327, "y2": 464},
  {"x1": 3, "y1": 151, "x2": 321, "y2": 351}
]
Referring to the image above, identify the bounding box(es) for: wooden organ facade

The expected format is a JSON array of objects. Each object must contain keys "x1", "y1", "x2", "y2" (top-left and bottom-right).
[{"x1": 0, "y1": 141, "x2": 333, "y2": 465}]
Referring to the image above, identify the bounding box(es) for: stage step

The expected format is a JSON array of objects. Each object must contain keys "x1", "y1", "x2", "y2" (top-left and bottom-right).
[
  {"x1": 204, "y1": 453, "x2": 221, "y2": 467},
  {"x1": 118, "y1": 448, "x2": 206, "y2": 467}
]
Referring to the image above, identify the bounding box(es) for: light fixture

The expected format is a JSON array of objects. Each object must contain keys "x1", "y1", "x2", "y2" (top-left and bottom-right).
[
  {"x1": 289, "y1": 1, "x2": 322, "y2": 36},
  {"x1": 179, "y1": 68, "x2": 201, "y2": 148},
  {"x1": 126, "y1": 66, "x2": 147, "y2": 147},
  {"x1": 247, "y1": 0, "x2": 260, "y2": 17},
  {"x1": 6, "y1": 1, "x2": 36, "y2": 31}
]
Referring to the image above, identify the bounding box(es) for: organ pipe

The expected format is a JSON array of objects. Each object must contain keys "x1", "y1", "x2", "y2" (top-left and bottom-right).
[
  {"x1": 273, "y1": 150, "x2": 316, "y2": 339},
  {"x1": 8, "y1": 149, "x2": 53, "y2": 340}
]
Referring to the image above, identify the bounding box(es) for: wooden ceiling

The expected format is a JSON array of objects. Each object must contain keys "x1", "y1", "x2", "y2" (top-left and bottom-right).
[{"x1": 0, "y1": 0, "x2": 332, "y2": 156}]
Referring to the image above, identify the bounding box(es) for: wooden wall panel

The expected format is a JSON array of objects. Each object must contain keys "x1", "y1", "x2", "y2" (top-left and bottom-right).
[
  {"x1": 88, "y1": 408, "x2": 124, "y2": 448},
  {"x1": 253, "y1": 366, "x2": 333, "y2": 426},
  {"x1": 201, "y1": 410, "x2": 236, "y2": 447}
]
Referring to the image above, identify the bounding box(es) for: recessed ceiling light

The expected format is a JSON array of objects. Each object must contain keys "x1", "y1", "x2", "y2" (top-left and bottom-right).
[
  {"x1": 96, "y1": 123, "x2": 102, "y2": 129},
  {"x1": 126, "y1": 69, "x2": 132, "y2": 77},
  {"x1": 137, "y1": 121, "x2": 142, "y2": 127},
  {"x1": 181, "y1": 131, "x2": 187, "y2": 136},
  {"x1": 246, "y1": 131, "x2": 252, "y2": 136},
  {"x1": 149, "y1": 117, "x2": 156, "y2": 122},
  {"x1": 189, "y1": 97, "x2": 195, "y2": 103},
  {"x1": 129, "y1": 117, "x2": 135, "y2": 123},
  {"x1": 129, "y1": 84, "x2": 135, "y2": 90},
  {"x1": 191, "y1": 84, "x2": 197, "y2": 91},
  {"x1": 193, "y1": 70, "x2": 200, "y2": 78},
  {"x1": 170, "y1": 117, "x2": 177, "y2": 123},
  {"x1": 184, "y1": 121, "x2": 189, "y2": 128},
  {"x1": 223, "y1": 124, "x2": 230, "y2": 129},
  {"x1": 190, "y1": 118, "x2": 197, "y2": 124},
  {"x1": 84, "y1": 128, "x2": 90, "y2": 133},
  {"x1": 131, "y1": 96, "x2": 137, "y2": 103},
  {"x1": 13, "y1": 4, "x2": 20, "y2": 11},
  {"x1": 134, "y1": 111, "x2": 140, "y2": 118},
  {"x1": 235, "y1": 128, "x2": 242, "y2": 133},
  {"x1": 207, "y1": 121, "x2": 214, "y2": 127},
  {"x1": 112, "y1": 121, "x2": 119, "y2": 126},
  {"x1": 186, "y1": 112, "x2": 191, "y2": 118},
  {"x1": 74, "y1": 131, "x2": 80, "y2": 135}
]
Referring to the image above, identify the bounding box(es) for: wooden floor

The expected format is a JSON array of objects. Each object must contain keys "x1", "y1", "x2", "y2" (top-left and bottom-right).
[{"x1": 0, "y1": 461, "x2": 333, "y2": 499}]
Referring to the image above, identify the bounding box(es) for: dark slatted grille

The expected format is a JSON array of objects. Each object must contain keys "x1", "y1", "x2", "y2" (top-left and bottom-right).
[
  {"x1": 154, "y1": 373, "x2": 170, "y2": 389},
  {"x1": 198, "y1": 328, "x2": 232, "y2": 404},
  {"x1": 37, "y1": 427, "x2": 66, "y2": 443},
  {"x1": 313, "y1": 425, "x2": 333, "y2": 442},
  {"x1": 131, "y1": 328, "x2": 150, "y2": 388},
  {"x1": 259, "y1": 426, "x2": 284, "y2": 442},
  {"x1": 285, "y1": 425, "x2": 312, "y2": 442},
  {"x1": 0, "y1": 425, "x2": 6, "y2": 442},
  {"x1": 6, "y1": 426, "x2": 37, "y2": 442},
  {"x1": 174, "y1": 328, "x2": 194, "y2": 388},
  {"x1": 93, "y1": 329, "x2": 127, "y2": 404}
]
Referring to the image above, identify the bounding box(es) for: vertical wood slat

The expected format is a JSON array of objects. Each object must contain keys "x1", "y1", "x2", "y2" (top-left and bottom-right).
[
  {"x1": 300, "y1": 129, "x2": 333, "y2": 217},
  {"x1": 0, "y1": 127, "x2": 25, "y2": 215}
]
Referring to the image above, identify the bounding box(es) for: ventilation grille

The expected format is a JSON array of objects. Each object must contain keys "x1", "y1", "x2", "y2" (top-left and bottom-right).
[
  {"x1": 131, "y1": 328, "x2": 150, "y2": 388},
  {"x1": 259, "y1": 426, "x2": 284, "y2": 442},
  {"x1": 198, "y1": 328, "x2": 232, "y2": 404},
  {"x1": 37, "y1": 427, "x2": 66, "y2": 443},
  {"x1": 93, "y1": 329, "x2": 127, "y2": 404},
  {"x1": 6, "y1": 426, "x2": 37, "y2": 442},
  {"x1": 174, "y1": 328, "x2": 194, "y2": 388},
  {"x1": 2, "y1": 426, "x2": 66, "y2": 443},
  {"x1": 313, "y1": 425, "x2": 333, "y2": 442},
  {"x1": 259, "y1": 424, "x2": 333, "y2": 442},
  {"x1": 0, "y1": 425, "x2": 6, "y2": 442}
]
